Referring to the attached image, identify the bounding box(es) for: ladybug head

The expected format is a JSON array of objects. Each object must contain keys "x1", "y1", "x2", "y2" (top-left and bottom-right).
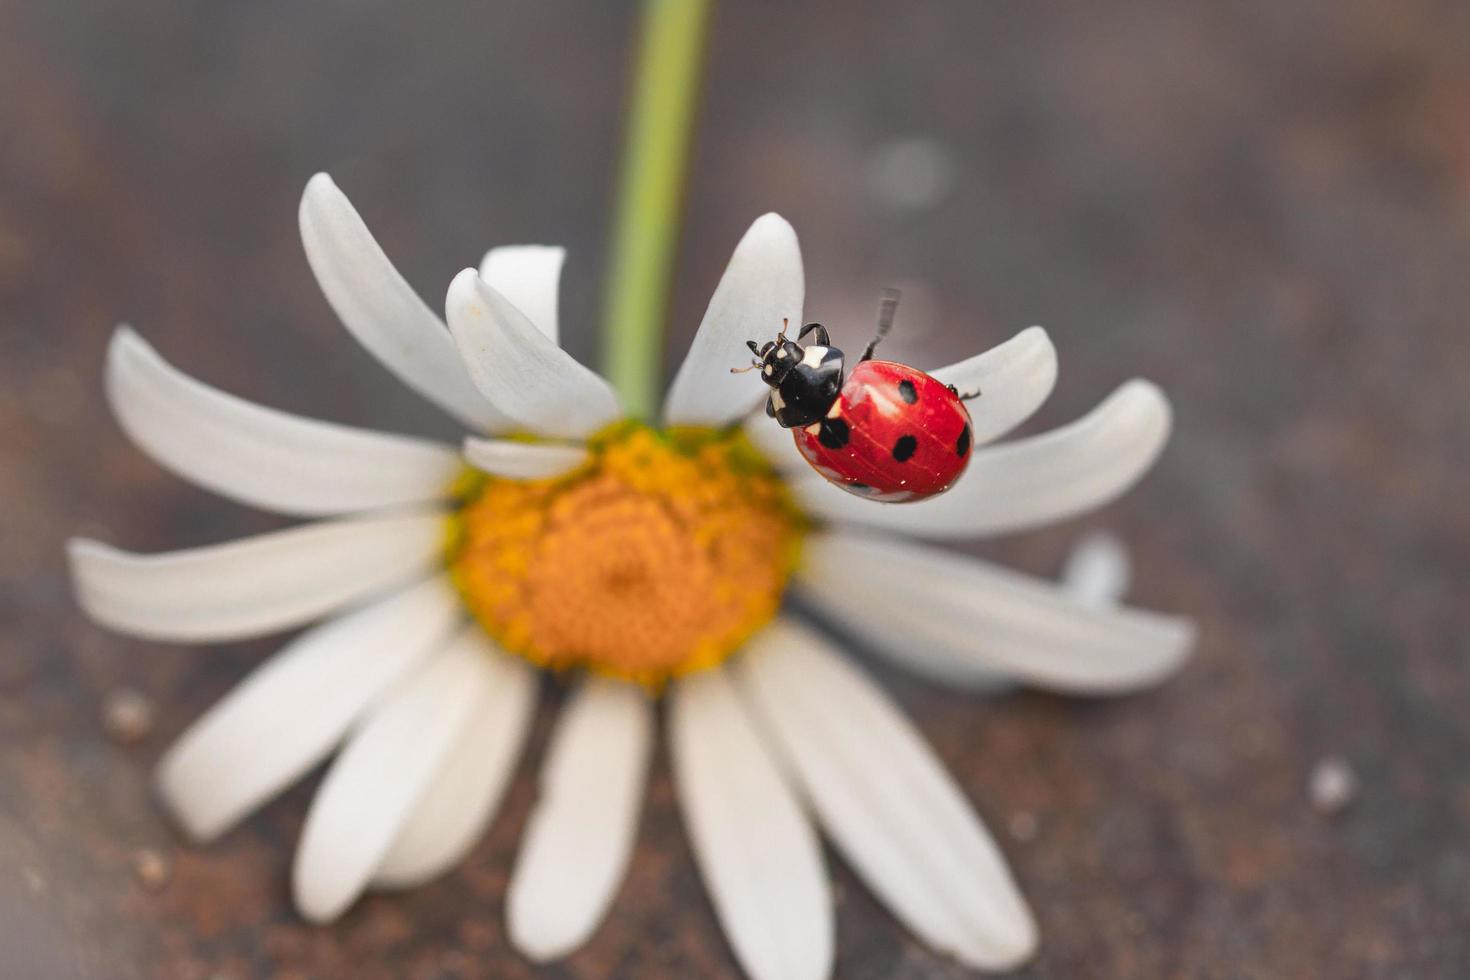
[
  {"x1": 744, "y1": 336, "x2": 808, "y2": 389},
  {"x1": 738, "y1": 322, "x2": 846, "y2": 429}
]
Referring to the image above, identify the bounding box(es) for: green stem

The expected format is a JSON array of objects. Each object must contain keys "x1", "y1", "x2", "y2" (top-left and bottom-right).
[{"x1": 600, "y1": 0, "x2": 713, "y2": 420}]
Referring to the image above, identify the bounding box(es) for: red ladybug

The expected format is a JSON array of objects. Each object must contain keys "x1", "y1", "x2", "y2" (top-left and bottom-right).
[{"x1": 739, "y1": 290, "x2": 977, "y2": 503}]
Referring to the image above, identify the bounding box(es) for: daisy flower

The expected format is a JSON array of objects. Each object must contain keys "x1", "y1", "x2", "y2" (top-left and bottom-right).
[{"x1": 68, "y1": 173, "x2": 1195, "y2": 978}]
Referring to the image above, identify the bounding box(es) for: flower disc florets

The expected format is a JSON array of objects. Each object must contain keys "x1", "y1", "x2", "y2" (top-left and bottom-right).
[{"x1": 448, "y1": 422, "x2": 805, "y2": 686}]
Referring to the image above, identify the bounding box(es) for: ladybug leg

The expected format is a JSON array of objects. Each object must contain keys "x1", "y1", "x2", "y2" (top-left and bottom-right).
[
  {"x1": 797, "y1": 322, "x2": 830, "y2": 346},
  {"x1": 947, "y1": 384, "x2": 982, "y2": 401},
  {"x1": 860, "y1": 288, "x2": 902, "y2": 361}
]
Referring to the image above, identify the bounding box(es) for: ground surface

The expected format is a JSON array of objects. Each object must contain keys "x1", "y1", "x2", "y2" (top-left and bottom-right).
[{"x1": 2, "y1": 1, "x2": 1468, "y2": 977}]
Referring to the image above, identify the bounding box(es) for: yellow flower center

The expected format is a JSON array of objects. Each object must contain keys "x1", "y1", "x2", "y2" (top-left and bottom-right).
[{"x1": 446, "y1": 422, "x2": 805, "y2": 686}]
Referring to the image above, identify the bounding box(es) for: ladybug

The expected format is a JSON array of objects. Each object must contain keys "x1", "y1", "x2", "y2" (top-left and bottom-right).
[{"x1": 737, "y1": 289, "x2": 978, "y2": 503}]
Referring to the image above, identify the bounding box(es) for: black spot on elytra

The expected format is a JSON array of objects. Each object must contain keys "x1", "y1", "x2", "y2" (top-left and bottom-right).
[
  {"x1": 897, "y1": 379, "x2": 918, "y2": 404},
  {"x1": 956, "y1": 424, "x2": 971, "y2": 458},
  {"x1": 817, "y1": 417, "x2": 851, "y2": 449},
  {"x1": 892, "y1": 434, "x2": 918, "y2": 462}
]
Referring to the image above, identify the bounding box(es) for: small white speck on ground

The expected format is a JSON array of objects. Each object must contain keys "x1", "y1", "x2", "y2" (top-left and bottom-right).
[
  {"x1": 102, "y1": 688, "x2": 154, "y2": 744},
  {"x1": 1008, "y1": 811, "x2": 1039, "y2": 842},
  {"x1": 133, "y1": 848, "x2": 171, "y2": 891},
  {"x1": 1309, "y1": 756, "x2": 1358, "y2": 815}
]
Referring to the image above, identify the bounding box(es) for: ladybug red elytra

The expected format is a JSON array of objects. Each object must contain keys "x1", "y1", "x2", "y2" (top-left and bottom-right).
[{"x1": 738, "y1": 290, "x2": 978, "y2": 503}]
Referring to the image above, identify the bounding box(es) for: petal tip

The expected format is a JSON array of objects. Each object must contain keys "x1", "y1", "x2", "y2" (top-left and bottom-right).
[
  {"x1": 291, "y1": 853, "x2": 355, "y2": 925},
  {"x1": 1168, "y1": 615, "x2": 1201, "y2": 660},
  {"x1": 1027, "y1": 327, "x2": 1059, "y2": 382},
  {"x1": 946, "y1": 901, "x2": 1039, "y2": 972},
  {"x1": 106, "y1": 326, "x2": 152, "y2": 371},
  {"x1": 65, "y1": 538, "x2": 103, "y2": 606},
  {"x1": 1120, "y1": 376, "x2": 1168, "y2": 405},
  {"x1": 979, "y1": 915, "x2": 1041, "y2": 972},
  {"x1": 302, "y1": 171, "x2": 339, "y2": 202},
  {"x1": 506, "y1": 907, "x2": 580, "y2": 965},
  {"x1": 1127, "y1": 378, "x2": 1173, "y2": 437},
  {"x1": 292, "y1": 887, "x2": 344, "y2": 926},
  {"x1": 299, "y1": 173, "x2": 344, "y2": 226},
  {"x1": 445, "y1": 267, "x2": 483, "y2": 312},
  {"x1": 466, "y1": 269, "x2": 514, "y2": 306},
  {"x1": 1023, "y1": 324, "x2": 1056, "y2": 355},
  {"x1": 745, "y1": 211, "x2": 799, "y2": 247},
  {"x1": 65, "y1": 535, "x2": 105, "y2": 562},
  {"x1": 1001, "y1": 324, "x2": 1053, "y2": 360},
  {"x1": 153, "y1": 759, "x2": 222, "y2": 845},
  {"x1": 109, "y1": 322, "x2": 144, "y2": 348},
  {"x1": 65, "y1": 537, "x2": 125, "y2": 597}
]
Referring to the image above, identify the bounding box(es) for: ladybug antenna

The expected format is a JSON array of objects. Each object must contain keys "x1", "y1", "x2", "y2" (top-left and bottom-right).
[
  {"x1": 777, "y1": 318, "x2": 789, "y2": 343},
  {"x1": 729, "y1": 358, "x2": 762, "y2": 374},
  {"x1": 861, "y1": 288, "x2": 901, "y2": 362}
]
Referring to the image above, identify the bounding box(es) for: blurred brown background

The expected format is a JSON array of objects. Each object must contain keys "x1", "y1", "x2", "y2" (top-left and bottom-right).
[{"x1": 3, "y1": 0, "x2": 1468, "y2": 977}]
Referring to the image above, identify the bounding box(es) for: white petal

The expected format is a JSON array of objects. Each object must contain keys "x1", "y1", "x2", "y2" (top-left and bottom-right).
[
  {"x1": 461, "y1": 436, "x2": 588, "y2": 480},
  {"x1": 797, "y1": 532, "x2": 1195, "y2": 694},
  {"x1": 742, "y1": 326, "x2": 1057, "y2": 471},
  {"x1": 741, "y1": 407, "x2": 804, "y2": 471},
  {"x1": 663, "y1": 215, "x2": 804, "y2": 428},
  {"x1": 446, "y1": 269, "x2": 622, "y2": 439},
  {"x1": 1061, "y1": 530, "x2": 1131, "y2": 607},
  {"x1": 299, "y1": 173, "x2": 505, "y2": 431},
  {"x1": 292, "y1": 630, "x2": 491, "y2": 923},
  {"x1": 669, "y1": 668, "x2": 832, "y2": 980},
  {"x1": 930, "y1": 326, "x2": 1057, "y2": 446},
  {"x1": 67, "y1": 509, "x2": 445, "y2": 643},
  {"x1": 507, "y1": 679, "x2": 653, "y2": 961},
  {"x1": 734, "y1": 620, "x2": 1037, "y2": 971},
  {"x1": 154, "y1": 576, "x2": 459, "y2": 842},
  {"x1": 480, "y1": 245, "x2": 565, "y2": 345},
  {"x1": 795, "y1": 379, "x2": 1172, "y2": 538},
  {"x1": 372, "y1": 633, "x2": 537, "y2": 889},
  {"x1": 105, "y1": 327, "x2": 462, "y2": 517}
]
